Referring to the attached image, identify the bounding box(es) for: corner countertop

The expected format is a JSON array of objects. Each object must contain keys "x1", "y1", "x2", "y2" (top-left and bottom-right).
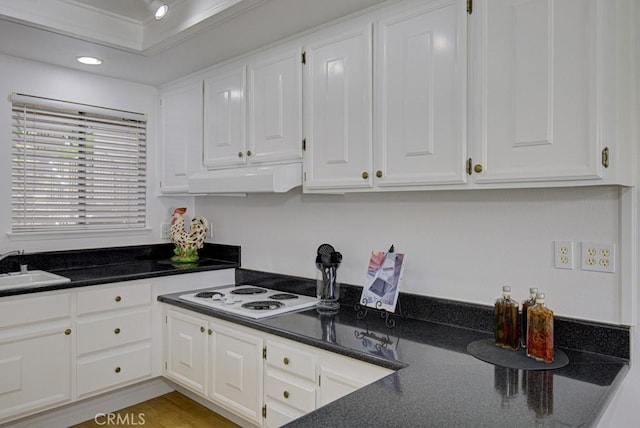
[
  {"x1": 158, "y1": 284, "x2": 629, "y2": 428},
  {"x1": 0, "y1": 243, "x2": 240, "y2": 297}
]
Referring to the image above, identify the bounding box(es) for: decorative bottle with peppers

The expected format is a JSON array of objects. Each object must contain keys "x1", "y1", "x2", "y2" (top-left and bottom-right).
[
  {"x1": 494, "y1": 286, "x2": 519, "y2": 350},
  {"x1": 527, "y1": 293, "x2": 554, "y2": 363},
  {"x1": 520, "y1": 287, "x2": 538, "y2": 348}
]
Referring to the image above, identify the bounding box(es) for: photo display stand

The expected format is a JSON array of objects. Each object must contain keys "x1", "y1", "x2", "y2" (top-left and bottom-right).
[{"x1": 355, "y1": 245, "x2": 406, "y2": 328}]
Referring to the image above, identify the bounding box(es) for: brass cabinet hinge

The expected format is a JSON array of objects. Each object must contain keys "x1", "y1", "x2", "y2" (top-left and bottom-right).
[
  {"x1": 301, "y1": 51, "x2": 306, "y2": 64},
  {"x1": 466, "y1": 158, "x2": 473, "y2": 175},
  {"x1": 165, "y1": 361, "x2": 167, "y2": 370},
  {"x1": 302, "y1": 138, "x2": 306, "y2": 151},
  {"x1": 318, "y1": 374, "x2": 321, "y2": 387},
  {"x1": 602, "y1": 147, "x2": 609, "y2": 168},
  {"x1": 467, "y1": 0, "x2": 473, "y2": 14},
  {"x1": 165, "y1": 315, "x2": 167, "y2": 324},
  {"x1": 262, "y1": 405, "x2": 267, "y2": 418},
  {"x1": 263, "y1": 346, "x2": 267, "y2": 359}
]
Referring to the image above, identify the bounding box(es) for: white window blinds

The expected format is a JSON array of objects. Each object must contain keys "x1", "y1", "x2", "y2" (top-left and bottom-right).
[{"x1": 10, "y1": 93, "x2": 147, "y2": 233}]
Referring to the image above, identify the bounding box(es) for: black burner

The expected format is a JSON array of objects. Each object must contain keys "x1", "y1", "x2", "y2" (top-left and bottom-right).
[
  {"x1": 231, "y1": 287, "x2": 268, "y2": 295},
  {"x1": 270, "y1": 293, "x2": 299, "y2": 300},
  {"x1": 241, "y1": 301, "x2": 284, "y2": 310},
  {"x1": 195, "y1": 291, "x2": 225, "y2": 298}
]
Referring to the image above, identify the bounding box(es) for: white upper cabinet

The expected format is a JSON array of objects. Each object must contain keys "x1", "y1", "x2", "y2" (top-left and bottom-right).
[
  {"x1": 203, "y1": 65, "x2": 247, "y2": 169},
  {"x1": 203, "y1": 47, "x2": 303, "y2": 170},
  {"x1": 160, "y1": 0, "x2": 633, "y2": 193},
  {"x1": 159, "y1": 82, "x2": 203, "y2": 193},
  {"x1": 303, "y1": 0, "x2": 467, "y2": 192},
  {"x1": 375, "y1": 0, "x2": 467, "y2": 187},
  {"x1": 248, "y1": 48, "x2": 303, "y2": 164},
  {"x1": 303, "y1": 24, "x2": 373, "y2": 191},
  {"x1": 467, "y1": 0, "x2": 633, "y2": 185}
]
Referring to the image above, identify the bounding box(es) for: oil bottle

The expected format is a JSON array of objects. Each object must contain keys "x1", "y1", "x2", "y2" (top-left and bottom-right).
[
  {"x1": 521, "y1": 287, "x2": 538, "y2": 348},
  {"x1": 526, "y1": 293, "x2": 554, "y2": 363},
  {"x1": 494, "y1": 286, "x2": 519, "y2": 350}
]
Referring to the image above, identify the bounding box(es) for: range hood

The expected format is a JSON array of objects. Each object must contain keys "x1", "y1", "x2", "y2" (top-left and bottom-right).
[{"x1": 188, "y1": 163, "x2": 302, "y2": 194}]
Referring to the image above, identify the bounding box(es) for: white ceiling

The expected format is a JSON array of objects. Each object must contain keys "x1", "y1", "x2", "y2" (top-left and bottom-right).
[{"x1": 0, "y1": 0, "x2": 389, "y2": 86}]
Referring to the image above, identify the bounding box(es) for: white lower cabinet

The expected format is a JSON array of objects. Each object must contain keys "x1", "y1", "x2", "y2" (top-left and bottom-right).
[
  {"x1": 317, "y1": 350, "x2": 392, "y2": 407},
  {"x1": 0, "y1": 293, "x2": 72, "y2": 424},
  {"x1": 75, "y1": 282, "x2": 153, "y2": 398},
  {"x1": 164, "y1": 307, "x2": 264, "y2": 424},
  {"x1": 263, "y1": 338, "x2": 317, "y2": 428},
  {"x1": 0, "y1": 270, "x2": 236, "y2": 425},
  {"x1": 208, "y1": 320, "x2": 264, "y2": 425},
  {"x1": 264, "y1": 337, "x2": 392, "y2": 426},
  {"x1": 163, "y1": 305, "x2": 394, "y2": 428},
  {"x1": 165, "y1": 308, "x2": 208, "y2": 394}
]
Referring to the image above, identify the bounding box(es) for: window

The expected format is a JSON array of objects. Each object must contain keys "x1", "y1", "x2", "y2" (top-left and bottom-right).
[{"x1": 10, "y1": 93, "x2": 147, "y2": 233}]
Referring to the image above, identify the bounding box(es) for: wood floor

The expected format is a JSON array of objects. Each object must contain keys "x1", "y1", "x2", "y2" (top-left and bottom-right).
[{"x1": 71, "y1": 391, "x2": 240, "y2": 428}]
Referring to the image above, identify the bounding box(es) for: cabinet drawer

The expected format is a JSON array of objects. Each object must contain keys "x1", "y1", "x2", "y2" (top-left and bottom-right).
[
  {"x1": 0, "y1": 293, "x2": 70, "y2": 329},
  {"x1": 77, "y1": 308, "x2": 151, "y2": 355},
  {"x1": 77, "y1": 282, "x2": 151, "y2": 315},
  {"x1": 77, "y1": 344, "x2": 151, "y2": 396},
  {"x1": 265, "y1": 370, "x2": 315, "y2": 413},
  {"x1": 266, "y1": 340, "x2": 316, "y2": 381},
  {"x1": 264, "y1": 402, "x2": 305, "y2": 428}
]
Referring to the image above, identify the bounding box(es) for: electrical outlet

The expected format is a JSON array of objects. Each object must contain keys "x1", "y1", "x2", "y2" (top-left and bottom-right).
[
  {"x1": 554, "y1": 241, "x2": 574, "y2": 269},
  {"x1": 581, "y1": 242, "x2": 615, "y2": 273},
  {"x1": 160, "y1": 223, "x2": 171, "y2": 239}
]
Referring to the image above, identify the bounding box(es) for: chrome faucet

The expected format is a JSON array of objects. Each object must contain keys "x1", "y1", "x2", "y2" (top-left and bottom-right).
[{"x1": 0, "y1": 249, "x2": 24, "y2": 263}]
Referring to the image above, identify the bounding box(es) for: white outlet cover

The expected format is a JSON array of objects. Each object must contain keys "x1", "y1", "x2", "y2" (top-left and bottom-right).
[
  {"x1": 581, "y1": 242, "x2": 615, "y2": 273},
  {"x1": 554, "y1": 241, "x2": 574, "y2": 270}
]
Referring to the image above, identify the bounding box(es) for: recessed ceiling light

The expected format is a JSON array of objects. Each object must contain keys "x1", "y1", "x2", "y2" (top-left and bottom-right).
[
  {"x1": 154, "y1": 4, "x2": 169, "y2": 20},
  {"x1": 148, "y1": 0, "x2": 169, "y2": 20},
  {"x1": 76, "y1": 56, "x2": 103, "y2": 65}
]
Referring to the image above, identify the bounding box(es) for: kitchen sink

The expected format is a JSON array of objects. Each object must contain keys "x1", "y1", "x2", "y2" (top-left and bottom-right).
[{"x1": 0, "y1": 270, "x2": 71, "y2": 291}]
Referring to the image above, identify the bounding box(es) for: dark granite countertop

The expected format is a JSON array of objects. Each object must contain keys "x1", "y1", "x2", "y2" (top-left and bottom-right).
[
  {"x1": 0, "y1": 243, "x2": 240, "y2": 297},
  {"x1": 157, "y1": 269, "x2": 630, "y2": 428}
]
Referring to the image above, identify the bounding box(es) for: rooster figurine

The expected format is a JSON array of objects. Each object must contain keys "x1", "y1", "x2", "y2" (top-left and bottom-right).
[{"x1": 170, "y1": 207, "x2": 209, "y2": 263}]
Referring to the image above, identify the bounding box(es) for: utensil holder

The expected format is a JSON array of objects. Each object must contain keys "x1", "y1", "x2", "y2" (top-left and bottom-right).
[{"x1": 316, "y1": 263, "x2": 340, "y2": 312}]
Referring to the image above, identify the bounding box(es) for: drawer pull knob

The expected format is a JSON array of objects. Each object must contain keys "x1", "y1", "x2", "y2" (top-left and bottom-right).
[
  {"x1": 283, "y1": 391, "x2": 290, "y2": 399},
  {"x1": 115, "y1": 367, "x2": 121, "y2": 373},
  {"x1": 474, "y1": 164, "x2": 483, "y2": 173},
  {"x1": 362, "y1": 171, "x2": 369, "y2": 179},
  {"x1": 115, "y1": 296, "x2": 122, "y2": 302},
  {"x1": 64, "y1": 329, "x2": 72, "y2": 335},
  {"x1": 200, "y1": 326, "x2": 205, "y2": 333},
  {"x1": 283, "y1": 357, "x2": 289, "y2": 365},
  {"x1": 114, "y1": 328, "x2": 121, "y2": 335},
  {"x1": 376, "y1": 170, "x2": 383, "y2": 178},
  {"x1": 246, "y1": 150, "x2": 252, "y2": 156},
  {"x1": 208, "y1": 329, "x2": 212, "y2": 335}
]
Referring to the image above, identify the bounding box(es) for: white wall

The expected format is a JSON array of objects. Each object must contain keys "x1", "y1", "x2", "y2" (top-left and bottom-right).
[
  {"x1": 197, "y1": 185, "x2": 638, "y2": 427},
  {"x1": 0, "y1": 54, "x2": 192, "y2": 253},
  {"x1": 196, "y1": 185, "x2": 622, "y2": 324}
]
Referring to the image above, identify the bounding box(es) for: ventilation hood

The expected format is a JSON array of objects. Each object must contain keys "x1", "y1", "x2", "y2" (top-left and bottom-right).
[{"x1": 188, "y1": 163, "x2": 302, "y2": 194}]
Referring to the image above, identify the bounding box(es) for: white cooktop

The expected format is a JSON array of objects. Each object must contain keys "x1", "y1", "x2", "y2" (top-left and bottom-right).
[{"x1": 179, "y1": 285, "x2": 318, "y2": 319}]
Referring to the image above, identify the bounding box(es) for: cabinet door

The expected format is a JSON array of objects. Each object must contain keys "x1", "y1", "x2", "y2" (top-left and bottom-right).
[
  {"x1": 165, "y1": 309, "x2": 208, "y2": 394},
  {"x1": 303, "y1": 24, "x2": 373, "y2": 190},
  {"x1": 209, "y1": 321, "x2": 263, "y2": 425},
  {"x1": 159, "y1": 82, "x2": 203, "y2": 193},
  {"x1": 203, "y1": 66, "x2": 246, "y2": 168},
  {"x1": 317, "y1": 351, "x2": 391, "y2": 407},
  {"x1": 248, "y1": 48, "x2": 302, "y2": 164},
  {"x1": 375, "y1": 0, "x2": 467, "y2": 187},
  {"x1": 0, "y1": 326, "x2": 71, "y2": 421},
  {"x1": 469, "y1": 0, "x2": 603, "y2": 183}
]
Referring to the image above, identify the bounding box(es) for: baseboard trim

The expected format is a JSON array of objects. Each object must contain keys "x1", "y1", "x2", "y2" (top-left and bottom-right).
[{"x1": 4, "y1": 378, "x2": 173, "y2": 428}]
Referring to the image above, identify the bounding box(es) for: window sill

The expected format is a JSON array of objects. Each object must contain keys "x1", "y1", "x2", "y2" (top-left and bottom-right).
[{"x1": 7, "y1": 228, "x2": 154, "y2": 241}]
